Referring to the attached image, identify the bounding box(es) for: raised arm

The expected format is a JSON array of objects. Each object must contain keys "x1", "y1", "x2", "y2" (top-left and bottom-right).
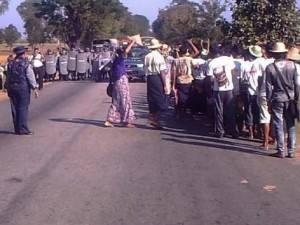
[
  {"x1": 187, "y1": 39, "x2": 200, "y2": 58},
  {"x1": 124, "y1": 38, "x2": 136, "y2": 58}
]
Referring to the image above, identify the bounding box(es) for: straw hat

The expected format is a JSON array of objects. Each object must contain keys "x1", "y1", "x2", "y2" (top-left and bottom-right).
[
  {"x1": 270, "y1": 42, "x2": 288, "y2": 53},
  {"x1": 287, "y1": 47, "x2": 300, "y2": 61},
  {"x1": 148, "y1": 38, "x2": 162, "y2": 49},
  {"x1": 249, "y1": 45, "x2": 263, "y2": 58}
]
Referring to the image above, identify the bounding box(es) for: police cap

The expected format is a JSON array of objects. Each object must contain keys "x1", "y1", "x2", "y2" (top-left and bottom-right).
[{"x1": 13, "y1": 46, "x2": 28, "y2": 55}]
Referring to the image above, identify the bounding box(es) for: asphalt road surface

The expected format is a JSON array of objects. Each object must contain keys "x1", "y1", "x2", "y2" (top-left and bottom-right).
[{"x1": 0, "y1": 81, "x2": 300, "y2": 225}]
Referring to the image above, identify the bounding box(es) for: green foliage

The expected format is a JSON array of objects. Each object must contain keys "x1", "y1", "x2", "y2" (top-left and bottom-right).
[
  {"x1": 33, "y1": 0, "x2": 130, "y2": 47},
  {"x1": 230, "y1": 0, "x2": 300, "y2": 45},
  {"x1": 17, "y1": 0, "x2": 48, "y2": 48},
  {"x1": 122, "y1": 14, "x2": 151, "y2": 36},
  {"x1": 3, "y1": 24, "x2": 21, "y2": 49},
  {"x1": 0, "y1": 0, "x2": 9, "y2": 15},
  {"x1": 0, "y1": 29, "x2": 4, "y2": 43},
  {"x1": 152, "y1": 0, "x2": 227, "y2": 45}
]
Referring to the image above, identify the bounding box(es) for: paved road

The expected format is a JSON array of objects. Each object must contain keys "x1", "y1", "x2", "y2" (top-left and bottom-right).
[{"x1": 0, "y1": 81, "x2": 300, "y2": 225}]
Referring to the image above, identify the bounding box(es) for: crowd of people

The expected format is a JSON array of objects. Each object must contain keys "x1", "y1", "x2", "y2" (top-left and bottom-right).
[
  {"x1": 2, "y1": 35, "x2": 299, "y2": 159},
  {"x1": 104, "y1": 37, "x2": 299, "y2": 159},
  {"x1": 0, "y1": 45, "x2": 113, "y2": 93}
]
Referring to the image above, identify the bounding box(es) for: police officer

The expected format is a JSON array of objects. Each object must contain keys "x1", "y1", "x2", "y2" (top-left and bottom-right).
[
  {"x1": 91, "y1": 49, "x2": 100, "y2": 82},
  {"x1": 76, "y1": 48, "x2": 88, "y2": 80},
  {"x1": 85, "y1": 47, "x2": 92, "y2": 79},
  {"x1": 44, "y1": 49, "x2": 57, "y2": 82},
  {"x1": 58, "y1": 48, "x2": 69, "y2": 81},
  {"x1": 7, "y1": 46, "x2": 39, "y2": 135},
  {"x1": 67, "y1": 47, "x2": 77, "y2": 80}
]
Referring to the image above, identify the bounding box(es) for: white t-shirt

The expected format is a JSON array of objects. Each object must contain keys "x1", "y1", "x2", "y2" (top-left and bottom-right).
[
  {"x1": 243, "y1": 57, "x2": 265, "y2": 96},
  {"x1": 192, "y1": 58, "x2": 207, "y2": 80},
  {"x1": 259, "y1": 58, "x2": 274, "y2": 97},
  {"x1": 29, "y1": 54, "x2": 44, "y2": 68},
  {"x1": 207, "y1": 56, "x2": 236, "y2": 91}
]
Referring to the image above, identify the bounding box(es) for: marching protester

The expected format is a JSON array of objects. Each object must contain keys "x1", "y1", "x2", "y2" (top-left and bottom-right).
[
  {"x1": 144, "y1": 38, "x2": 170, "y2": 129},
  {"x1": 242, "y1": 45, "x2": 264, "y2": 139},
  {"x1": 171, "y1": 39, "x2": 199, "y2": 119},
  {"x1": 29, "y1": 47, "x2": 45, "y2": 90},
  {"x1": 231, "y1": 44, "x2": 245, "y2": 133},
  {"x1": 104, "y1": 38, "x2": 136, "y2": 128},
  {"x1": 257, "y1": 42, "x2": 275, "y2": 150},
  {"x1": 266, "y1": 42, "x2": 299, "y2": 158},
  {"x1": 6, "y1": 46, "x2": 39, "y2": 135},
  {"x1": 206, "y1": 44, "x2": 239, "y2": 139}
]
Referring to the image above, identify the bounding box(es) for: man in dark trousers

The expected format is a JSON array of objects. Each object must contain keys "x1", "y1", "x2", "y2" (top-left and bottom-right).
[
  {"x1": 266, "y1": 42, "x2": 299, "y2": 158},
  {"x1": 6, "y1": 46, "x2": 39, "y2": 135}
]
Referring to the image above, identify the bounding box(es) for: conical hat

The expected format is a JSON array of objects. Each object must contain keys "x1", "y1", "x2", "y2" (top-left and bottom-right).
[{"x1": 129, "y1": 34, "x2": 143, "y2": 46}]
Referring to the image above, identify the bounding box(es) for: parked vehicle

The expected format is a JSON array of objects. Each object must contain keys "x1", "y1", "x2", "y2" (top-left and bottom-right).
[
  {"x1": 125, "y1": 47, "x2": 149, "y2": 82},
  {"x1": 91, "y1": 38, "x2": 119, "y2": 50}
]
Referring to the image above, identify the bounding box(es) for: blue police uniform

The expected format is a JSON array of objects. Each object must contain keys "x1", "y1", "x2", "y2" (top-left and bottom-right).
[{"x1": 7, "y1": 46, "x2": 38, "y2": 135}]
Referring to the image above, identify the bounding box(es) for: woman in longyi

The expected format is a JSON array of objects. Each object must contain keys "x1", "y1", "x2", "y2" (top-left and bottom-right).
[{"x1": 104, "y1": 38, "x2": 136, "y2": 128}]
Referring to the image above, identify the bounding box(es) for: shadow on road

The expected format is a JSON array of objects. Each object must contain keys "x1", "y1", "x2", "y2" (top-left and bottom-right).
[
  {"x1": 0, "y1": 130, "x2": 15, "y2": 135},
  {"x1": 50, "y1": 118, "x2": 106, "y2": 127},
  {"x1": 159, "y1": 112, "x2": 270, "y2": 157}
]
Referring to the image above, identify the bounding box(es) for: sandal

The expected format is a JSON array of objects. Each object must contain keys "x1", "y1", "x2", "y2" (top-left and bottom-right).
[
  {"x1": 104, "y1": 121, "x2": 114, "y2": 127},
  {"x1": 124, "y1": 123, "x2": 135, "y2": 128}
]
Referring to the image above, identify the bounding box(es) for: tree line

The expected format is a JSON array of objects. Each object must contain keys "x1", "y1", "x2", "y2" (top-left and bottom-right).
[{"x1": 0, "y1": 0, "x2": 300, "y2": 48}]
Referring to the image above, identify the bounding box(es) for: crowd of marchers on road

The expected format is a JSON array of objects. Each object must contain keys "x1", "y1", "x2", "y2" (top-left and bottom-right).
[
  {"x1": 1, "y1": 35, "x2": 299, "y2": 160},
  {"x1": 104, "y1": 36, "x2": 300, "y2": 160}
]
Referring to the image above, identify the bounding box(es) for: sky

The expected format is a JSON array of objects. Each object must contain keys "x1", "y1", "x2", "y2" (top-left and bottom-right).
[
  {"x1": 1, "y1": 0, "x2": 300, "y2": 36},
  {"x1": 0, "y1": 0, "x2": 173, "y2": 35}
]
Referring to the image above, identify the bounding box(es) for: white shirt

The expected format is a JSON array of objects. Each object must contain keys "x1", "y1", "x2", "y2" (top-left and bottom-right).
[
  {"x1": 192, "y1": 58, "x2": 207, "y2": 80},
  {"x1": 243, "y1": 57, "x2": 265, "y2": 96},
  {"x1": 29, "y1": 54, "x2": 44, "y2": 68},
  {"x1": 259, "y1": 58, "x2": 274, "y2": 97},
  {"x1": 207, "y1": 56, "x2": 235, "y2": 91},
  {"x1": 144, "y1": 50, "x2": 167, "y2": 76}
]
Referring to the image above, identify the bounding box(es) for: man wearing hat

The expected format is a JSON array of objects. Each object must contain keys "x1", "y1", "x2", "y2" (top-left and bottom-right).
[
  {"x1": 242, "y1": 45, "x2": 265, "y2": 139},
  {"x1": 266, "y1": 42, "x2": 299, "y2": 158},
  {"x1": 6, "y1": 46, "x2": 39, "y2": 135},
  {"x1": 144, "y1": 38, "x2": 170, "y2": 129}
]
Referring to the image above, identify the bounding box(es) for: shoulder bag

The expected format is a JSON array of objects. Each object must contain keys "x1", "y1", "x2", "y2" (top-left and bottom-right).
[{"x1": 273, "y1": 63, "x2": 299, "y2": 122}]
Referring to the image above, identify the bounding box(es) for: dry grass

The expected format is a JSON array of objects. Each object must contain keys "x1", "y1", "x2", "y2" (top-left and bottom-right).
[{"x1": 0, "y1": 43, "x2": 67, "y2": 64}]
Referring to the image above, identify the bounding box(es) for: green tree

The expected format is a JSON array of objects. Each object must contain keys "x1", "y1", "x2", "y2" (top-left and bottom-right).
[
  {"x1": 0, "y1": 28, "x2": 4, "y2": 43},
  {"x1": 122, "y1": 14, "x2": 151, "y2": 36},
  {"x1": 196, "y1": 0, "x2": 227, "y2": 42},
  {"x1": 0, "y1": 0, "x2": 9, "y2": 15},
  {"x1": 34, "y1": 0, "x2": 129, "y2": 47},
  {"x1": 152, "y1": 0, "x2": 227, "y2": 44},
  {"x1": 152, "y1": 0, "x2": 199, "y2": 44},
  {"x1": 230, "y1": 0, "x2": 300, "y2": 45},
  {"x1": 17, "y1": 0, "x2": 48, "y2": 48},
  {"x1": 3, "y1": 24, "x2": 21, "y2": 49}
]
